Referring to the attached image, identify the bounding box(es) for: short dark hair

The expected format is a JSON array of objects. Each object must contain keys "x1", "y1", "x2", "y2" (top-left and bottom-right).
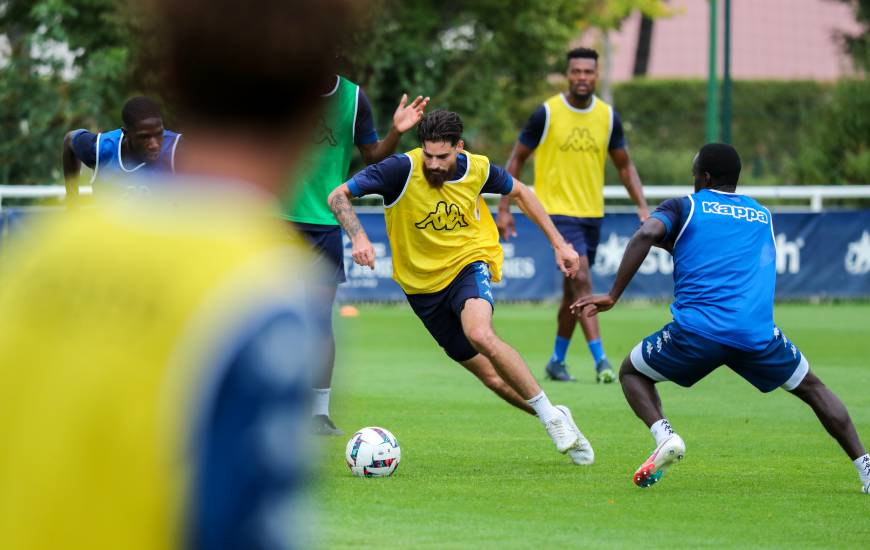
[
  {"x1": 567, "y1": 47, "x2": 599, "y2": 64},
  {"x1": 417, "y1": 110, "x2": 463, "y2": 146},
  {"x1": 697, "y1": 143, "x2": 742, "y2": 187},
  {"x1": 121, "y1": 96, "x2": 162, "y2": 128},
  {"x1": 149, "y1": 0, "x2": 356, "y2": 133}
]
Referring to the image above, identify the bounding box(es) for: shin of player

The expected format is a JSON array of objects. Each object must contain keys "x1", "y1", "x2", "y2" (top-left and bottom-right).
[
  {"x1": 328, "y1": 110, "x2": 595, "y2": 465},
  {"x1": 573, "y1": 143, "x2": 869, "y2": 492}
]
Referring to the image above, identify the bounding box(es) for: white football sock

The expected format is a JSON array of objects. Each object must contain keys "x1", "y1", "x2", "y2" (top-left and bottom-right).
[
  {"x1": 650, "y1": 418, "x2": 676, "y2": 446},
  {"x1": 527, "y1": 391, "x2": 558, "y2": 424},
  {"x1": 854, "y1": 454, "x2": 870, "y2": 484},
  {"x1": 312, "y1": 388, "x2": 331, "y2": 417}
]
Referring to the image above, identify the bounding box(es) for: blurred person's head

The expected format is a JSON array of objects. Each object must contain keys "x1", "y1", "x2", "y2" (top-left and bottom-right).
[
  {"x1": 121, "y1": 96, "x2": 165, "y2": 164},
  {"x1": 693, "y1": 143, "x2": 742, "y2": 192},
  {"x1": 417, "y1": 110, "x2": 464, "y2": 188},
  {"x1": 565, "y1": 48, "x2": 599, "y2": 104},
  {"x1": 147, "y1": 0, "x2": 357, "y2": 192}
]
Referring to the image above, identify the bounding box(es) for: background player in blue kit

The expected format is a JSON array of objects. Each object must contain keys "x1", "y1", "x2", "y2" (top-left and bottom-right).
[
  {"x1": 574, "y1": 143, "x2": 870, "y2": 493},
  {"x1": 62, "y1": 96, "x2": 181, "y2": 201}
]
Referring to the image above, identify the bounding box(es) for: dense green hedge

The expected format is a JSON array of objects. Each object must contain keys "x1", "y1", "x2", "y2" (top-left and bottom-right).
[{"x1": 607, "y1": 79, "x2": 869, "y2": 185}]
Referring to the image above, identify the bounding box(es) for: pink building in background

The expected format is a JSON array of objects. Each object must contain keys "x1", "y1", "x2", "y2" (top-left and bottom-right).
[{"x1": 604, "y1": 0, "x2": 862, "y2": 81}]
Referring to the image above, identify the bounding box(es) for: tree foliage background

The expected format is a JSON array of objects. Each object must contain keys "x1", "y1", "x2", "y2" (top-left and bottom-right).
[
  {"x1": 0, "y1": 0, "x2": 668, "y2": 185},
  {"x1": 341, "y1": 0, "x2": 669, "y2": 165},
  {"x1": 0, "y1": 0, "x2": 149, "y2": 184},
  {"x1": 0, "y1": 0, "x2": 866, "y2": 186}
]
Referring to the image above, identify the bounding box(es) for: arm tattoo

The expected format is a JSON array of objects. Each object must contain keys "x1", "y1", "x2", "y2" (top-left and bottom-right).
[{"x1": 329, "y1": 193, "x2": 363, "y2": 237}]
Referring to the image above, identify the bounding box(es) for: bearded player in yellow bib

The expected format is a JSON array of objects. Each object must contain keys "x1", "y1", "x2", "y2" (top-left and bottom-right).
[
  {"x1": 498, "y1": 48, "x2": 649, "y2": 384},
  {"x1": 328, "y1": 110, "x2": 595, "y2": 465}
]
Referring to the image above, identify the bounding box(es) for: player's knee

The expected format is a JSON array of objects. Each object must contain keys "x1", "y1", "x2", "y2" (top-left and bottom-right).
[
  {"x1": 618, "y1": 356, "x2": 639, "y2": 383},
  {"x1": 465, "y1": 326, "x2": 497, "y2": 353},
  {"x1": 791, "y1": 370, "x2": 823, "y2": 400},
  {"x1": 574, "y1": 269, "x2": 591, "y2": 291}
]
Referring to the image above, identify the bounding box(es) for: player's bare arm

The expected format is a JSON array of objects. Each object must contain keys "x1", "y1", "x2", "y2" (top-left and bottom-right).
[
  {"x1": 610, "y1": 147, "x2": 649, "y2": 221},
  {"x1": 497, "y1": 141, "x2": 534, "y2": 241},
  {"x1": 571, "y1": 217, "x2": 667, "y2": 317},
  {"x1": 62, "y1": 131, "x2": 83, "y2": 205},
  {"x1": 357, "y1": 94, "x2": 430, "y2": 165},
  {"x1": 507, "y1": 178, "x2": 579, "y2": 278},
  {"x1": 328, "y1": 183, "x2": 375, "y2": 269}
]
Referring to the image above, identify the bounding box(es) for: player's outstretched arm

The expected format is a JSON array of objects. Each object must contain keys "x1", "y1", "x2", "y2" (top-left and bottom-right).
[
  {"x1": 62, "y1": 131, "x2": 83, "y2": 205},
  {"x1": 571, "y1": 217, "x2": 667, "y2": 317},
  {"x1": 610, "y1": 147, "x2": 649, "y2": 222},
  {"x1": 358, "y1": 94, "x2": 430, "y2": 165},
  {"x1": 506, "y1": 178, "x2": 579, "y2": 278},
  {"x1": 497, "y1": 141, "x2": 534, "y2": 241},
  {"x1": 327, "y1": 183, "x2": 375, "y2": 269}
]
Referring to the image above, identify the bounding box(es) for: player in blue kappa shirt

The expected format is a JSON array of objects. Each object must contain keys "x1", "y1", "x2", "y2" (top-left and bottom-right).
[{"x1": 574, "y1": 143, "x2": 870, "y2": 494}]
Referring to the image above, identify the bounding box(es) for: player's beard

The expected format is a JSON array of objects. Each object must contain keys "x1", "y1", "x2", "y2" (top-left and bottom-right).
[
  {"x1": 569, "y1": 82, "x2": 594, "y2": 104},
  {"x1": 423, "y1": 164, "x2": 452, "y2": 188},
  {"x1": 570, "y1": 89, "x2": 593, "y2": 104}
]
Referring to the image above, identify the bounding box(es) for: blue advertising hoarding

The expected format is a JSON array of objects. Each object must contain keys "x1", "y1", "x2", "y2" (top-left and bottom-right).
[
  {"x1": 335, "y1": 210, "x2": 870, "y2": 301},
  {"x1": 2, "y1": 208, "x2": 869, "y2": 300}
]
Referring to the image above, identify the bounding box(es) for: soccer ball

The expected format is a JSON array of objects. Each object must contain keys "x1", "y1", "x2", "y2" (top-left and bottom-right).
[{"x1": 345, "y1": 427, "x2": 401, "y2": 477}]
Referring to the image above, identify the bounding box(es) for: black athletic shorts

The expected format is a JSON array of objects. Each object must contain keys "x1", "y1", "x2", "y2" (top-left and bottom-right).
[{"x1": 405, "y1": 261, "x2": 494, "y2": 362}]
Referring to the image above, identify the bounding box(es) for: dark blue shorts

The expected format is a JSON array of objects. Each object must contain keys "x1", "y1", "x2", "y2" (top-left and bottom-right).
[
  {"x1": 550, "y1": 215, "x2": 603, "y2": 264},
  {"x1": 292, "y1": 222, "x2": 347, "y2": 284},
  {"x1": 405, "y1": 261, "x2": 494, "y2": 362},
  {"x1": 630, "y1": 322, "x2": 809, "y2": 393}
]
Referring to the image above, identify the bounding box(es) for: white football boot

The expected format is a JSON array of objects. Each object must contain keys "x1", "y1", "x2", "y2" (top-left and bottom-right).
[
  {"x1": 554, "y1": 405, "x2": 595, "y2": 465},
  {"x1": 633, "y1": 434, "x2": 686, "y2": 488},
  {"x1": 544, "y1": 406, "x2": 580, "y2": 453}
]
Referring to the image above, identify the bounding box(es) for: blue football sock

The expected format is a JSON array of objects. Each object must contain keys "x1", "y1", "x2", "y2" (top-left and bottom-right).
[
  {"x1": 551, "y1": 336, "x2": 571, "y2": 363},
  {"x1": 588, "y1": 338, "x2": 607, "y2": 364}
]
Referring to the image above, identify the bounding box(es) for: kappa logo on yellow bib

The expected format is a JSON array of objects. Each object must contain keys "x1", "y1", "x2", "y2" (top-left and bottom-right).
[
  {"x1": 559, "y1": 127, "x2": 597, "y2": 153},
  {"x1": 415, "y1": 201, "x2": 469, "y2": 231}
]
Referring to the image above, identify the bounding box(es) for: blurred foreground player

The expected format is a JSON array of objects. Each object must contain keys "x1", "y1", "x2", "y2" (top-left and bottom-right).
[
  {"x1": 62, "y1": 96, "x2": 181, "y2": 201},
  {"x1": 574, "y1": 144, "x2": 870, "y2": 493},
  {"x1": 0, "y1": 1, "x2": 355, "y2": 549},
  {"x1": 328, "y1": 110, "x2": 595, "y2": 466}
]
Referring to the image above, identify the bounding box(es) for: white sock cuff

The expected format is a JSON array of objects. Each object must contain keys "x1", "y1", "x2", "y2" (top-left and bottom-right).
[
  {"x1": 527, "y1": 391, "x2": 557, "y2": 424},
  {"x1": 854, "y1": 454, "x2": 870, "y2": 482},
  {"x1": 312, "y1": 387, "x2": 331, "y2": 417},
  {"x1": 650, "y1": 418, "x2": 675, "y2": 446}
]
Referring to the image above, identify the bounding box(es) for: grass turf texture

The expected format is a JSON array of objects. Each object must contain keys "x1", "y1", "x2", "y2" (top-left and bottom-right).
[{"x1": 316, "y1": 303, "x2": 870, "y2": 549}]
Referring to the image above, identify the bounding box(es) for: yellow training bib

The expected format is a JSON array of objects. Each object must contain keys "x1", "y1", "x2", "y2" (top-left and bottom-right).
[
  {"x1": 0, "y1": 187, "x2": 317, "y2": 550},
  {"x1": 384, "y1": 148, "x2": 503, "y2": 294},
  {"x1": 533, "y1": 94, "x2": 613, "y2": 218}
]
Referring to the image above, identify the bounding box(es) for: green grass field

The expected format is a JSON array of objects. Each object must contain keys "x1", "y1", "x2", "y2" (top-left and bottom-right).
[{"x1": 315, "y1": 303, "x2": 870, "y2": 549}]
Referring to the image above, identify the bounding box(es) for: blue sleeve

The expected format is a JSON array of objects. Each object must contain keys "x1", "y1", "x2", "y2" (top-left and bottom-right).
[
  {"x1": 517, "y1": 105, "x2": 546, "y2": 149},
  {"x1": 480, "y1": 163, "x2": 513, "y2": 195},
  {"x1": 189, "y1": 311, "x2": 315, "y2": 550},
  {"x1": 353, "y1": 88, "x2": 378, "y2": 146},
  {"x1": 70, "y1": 130, "x2": 98, "y2": 168},
  {"x1": 347, "y1": 154, "x2": 411, "y2": 205},
  {"x1": 651, "y1": 197, "x2": 689, "y2": 249},
  {"x1": 608, "y1": 110, "x2": 626, "y2": 151}
]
